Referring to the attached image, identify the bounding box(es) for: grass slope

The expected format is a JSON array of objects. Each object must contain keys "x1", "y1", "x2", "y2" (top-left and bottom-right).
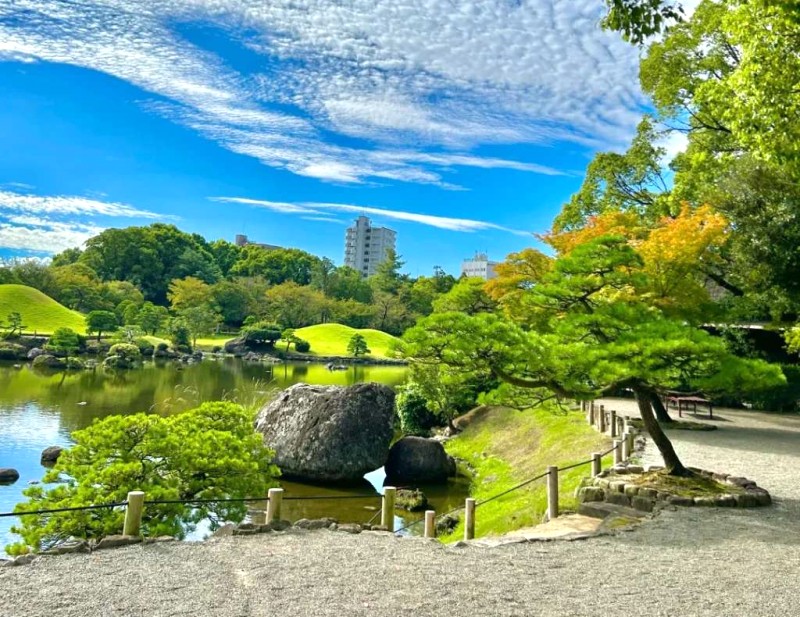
[
  {"x1": 294, "y1": 323, "x2": 399, "y2": 359},
  {"x1": 0, "y1": 284, "x2": 86, "y2": 335},
  {"x1": 443, "y1": 405, "x2": 613, "y2": 541}
]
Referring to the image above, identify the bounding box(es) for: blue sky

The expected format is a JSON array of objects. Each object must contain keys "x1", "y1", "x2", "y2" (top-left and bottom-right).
[{"x1": 0, "y1": 0, "x2": 652, "y2": 277}]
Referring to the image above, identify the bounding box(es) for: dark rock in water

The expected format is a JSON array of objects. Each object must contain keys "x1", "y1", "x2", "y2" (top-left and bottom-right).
[
  {"x1": 0, "y1": 468, "x2": 20, "y2": 484},
  {"x1": 385, "y1": 436, "x2": 457, "y2": 485},
  {"x1": 31, "y1": 354, "x2": 66, "y2": 369},
  {"x1": 255, "y1": 383, "x2": 395, "y2": 482},
  {"x1": 41, "y1": 446, "x2": 64, "y2": 465},
  {"x1": 435, "y1": 513, "x2": 459, "y2": 535},
  {"x1": 224, "y1": 337, "x2": 248, "y2": 357},
  {"x1": 26, "y1": 347, "x2": 44, "y2": 360}
]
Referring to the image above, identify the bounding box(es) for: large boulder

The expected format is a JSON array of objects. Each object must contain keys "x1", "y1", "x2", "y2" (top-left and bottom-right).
[
  {"x1": 255, "y1": 383, "x2": 395, "y2": 482},
  {"x1": 0, "y1": 468, "x2": 20, "y2": 484},
  {"x1": 41, "y1": 446, "x2": 64, "y2": 465},
  {"x1": 384, "y1": 436, "x2": 457, "y2": 485}
]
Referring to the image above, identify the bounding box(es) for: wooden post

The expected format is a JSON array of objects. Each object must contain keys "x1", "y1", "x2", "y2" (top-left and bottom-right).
[
  {"x1": 617, "y1": 416, "x2": 625, "y2": 436},
  {"x1": 613, "y1": 439, "x2": 623, "y2": 465},
  {"x1": 588, "y1": 402, "x2": 596, "y2": 426},
  {"x1": 464, "y1": 498, "x2": 476, "y2": 540},
  {"x1": 547, "y1": 466, "x2": 559, "y2": 521},
  {"x1": 580, "y1": 400, "x2": 586, "y2": 414},
  {"x1": 598, "y1": 405, "x2": 606, "y2": 432},
  {"x1": 626, "y1": 430, "x2": 635, "y2": 457},
  {"x1": 424, "y1": 510, "x2": 436, "y2": 539},
  {"x1": 591, "y1": 452, "x2": 602, "y2": 477},
  {"x1": 123, "y1": 491, "x2": 145, "y2": 536},
  {"x1": 266, "y1": 487, "x2": 283, "y2": 524},
  {"x1": 610, "y1": 409, "x2": 618, "y2": 438},
  {"x1": 622, "y1": 431, "x2": 631, "y2": 460},
  {"x1": 382, "y1": 486, "x2": 396, "y2": 532}
]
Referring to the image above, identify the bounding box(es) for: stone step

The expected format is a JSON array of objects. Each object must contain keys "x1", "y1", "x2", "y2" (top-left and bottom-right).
[{"x1": 578, "y1": 501, "x2": 645, "y2": 521}]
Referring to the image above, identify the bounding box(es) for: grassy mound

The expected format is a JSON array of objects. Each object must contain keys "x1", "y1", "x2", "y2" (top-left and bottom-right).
[
  {"x1": 294, "y1": 323, "x2": 399, "y2": 359},
  {"x1": 0, "y1": 284, "x2": 85, "y2": 335},
  {"x1": 442, "y1": 405, "x2": 613, "y2": 541}
]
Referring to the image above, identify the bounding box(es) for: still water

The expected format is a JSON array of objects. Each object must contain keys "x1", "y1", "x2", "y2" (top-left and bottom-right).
[{"x1": 0, "y1": 358, "x2": 468, "y2": 549}]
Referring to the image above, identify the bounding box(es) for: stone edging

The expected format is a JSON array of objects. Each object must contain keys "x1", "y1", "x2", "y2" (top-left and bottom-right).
[
  {"x1": 0, "y1": 535, "x2": 176, "y2": 568},
  {"x1": 577, "y1": 462, "x2": 772, "y2": 512}
]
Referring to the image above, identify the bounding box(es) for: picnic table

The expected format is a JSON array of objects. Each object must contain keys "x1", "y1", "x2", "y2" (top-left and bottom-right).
[{"x1": 665, "y1": 393, "x2": 713, "y2": 419}]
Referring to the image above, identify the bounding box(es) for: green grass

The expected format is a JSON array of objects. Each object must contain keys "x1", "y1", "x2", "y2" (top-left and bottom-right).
[
  {"x1": 0, "y1": 284, "x2": 86, "y2": 335},
  {"x1": 442, "y1": 405, "x2": 613, "y2": 541},
  {"x1": 293, "y1": 323, "x2": 400, "y2": 359}
]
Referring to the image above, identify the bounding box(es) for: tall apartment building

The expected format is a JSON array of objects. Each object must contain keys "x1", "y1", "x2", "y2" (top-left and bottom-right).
[
  {"x1": 344, "y1": 216, "x2": 396, "y2": 277},
  {"x1": 461, "y1": 252, "x2": 499, "y2": 280}
]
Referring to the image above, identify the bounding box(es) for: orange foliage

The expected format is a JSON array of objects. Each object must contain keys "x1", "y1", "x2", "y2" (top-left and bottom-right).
[{"x1": 543, "y1": 211, "x2": 646, "y2": 255}]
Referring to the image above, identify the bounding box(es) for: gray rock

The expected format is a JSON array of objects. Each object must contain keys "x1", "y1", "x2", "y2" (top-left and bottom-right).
[
  {"x1": 578, "y1": 487, "x2": 605, "y2": 503},
  {"x1": 435, "y1": 513, "x2": 459, "y2": 535},
  {"x1": 714, "y1": 495, "x2": 737, "y2": 508},
  {"x1": 93, "y1": 535, "x2": 143, "y2": 550},
  {"x1": 0, "y1": 468, "x2": 20, "y2": 484},
  {"x1": 27, "y1": 347, "x2": 44, "y2": 360},
  {"x1": 254, "y1": 383, "x2": 395, "y2": 482},
  {"x1": 625, "y1": 465, "x2": 644, "y2": 474},
  {"x1": 609, "y1": 481, "x2": 627, "y2": 493},
  {"x1": 8, "y1": 554, "x2": 37, "y2": 566},
  {"x1": 749, "y1": 488, "x2": 772, "y2": 506},
  {"x1": 40, "y1": 445, "x2": 64, "y2": 465},
  {"x1": 211, "y1": 523, "x2": 235, "y2": 538},
  {"x1": 624, "y1": 484, "x2": 640, "y2": 497},
  {"x1": 631, "y1": 496, "x2": 655, "y2": 513},
  {"x1": 638, "y1": 488, "x2": 658, "y2": 500},
  {"x1": 337, "y1": 523, "x2": 362, "y2": 534},
  {"x1": 294, "y1": 518, "x2": 338, "y2": 530},
  {"x1": 668, "y1": 495, "x2": 694, "y2": 507},
  {"x1": 396, "y1": 488, "x2": 429, "y2": 511},
  {"x1": 734, "y1": 493, "x2": 760, "y2": 508},
  {"x1": 42, "y1": 540, "x2": 90, "y2": 555},
  {"x1": 606, "y1": 492, "x2": 631, "y2": 507},
  {"x1": 385, "y1": 437, "x2": 456, "y2": 485},
  {"x1": 693, "y1": 496, "x2": 716, "y2": 507}
]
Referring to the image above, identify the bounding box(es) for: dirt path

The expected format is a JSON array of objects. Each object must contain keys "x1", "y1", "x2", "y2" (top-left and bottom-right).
[{"x1": 1, "y1": 403, "x2": 799, "y2": 617}]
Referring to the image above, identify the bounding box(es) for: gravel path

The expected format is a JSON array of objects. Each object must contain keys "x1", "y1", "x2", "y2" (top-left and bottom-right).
[{"x1": 2, "y1": 403, "x2": 799, "y2": 617}]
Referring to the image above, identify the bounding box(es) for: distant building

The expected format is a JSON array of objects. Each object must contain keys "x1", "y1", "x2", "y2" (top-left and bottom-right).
[
  {"x1": 461, "y1": 252, "x2": 499, "y2": 280},
  {"x1": 344, "y1": 216, "x2": 397, "y2": 277},
  {"x1": 234, "y1": 234, "x2": 281, "y2": 251}
]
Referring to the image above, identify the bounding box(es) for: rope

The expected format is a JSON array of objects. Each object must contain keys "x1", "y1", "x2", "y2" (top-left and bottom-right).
[
  {"x1": 476, "y1": 470, "x2": 550, "y2": 507},
  {"x1": 0, "y1": 502, "x2": 126, "y2": 518},
  {"x1": 557, "y1": 458, "x2": 594, "y2": 473}
]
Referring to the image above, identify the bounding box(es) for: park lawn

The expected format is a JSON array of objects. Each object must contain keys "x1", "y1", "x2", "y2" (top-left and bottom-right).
[
  {"x1": 294, "y1": 323, "x2": 399, "y2": 359},
  {"x1": 442, "y1": 405, "x2": 613, "y2": 541},
  {"x1": 193, "y1": 334, "x2": 235, "y2": 351},
  {"x1": 0, "y1": 284, "x2": 86, "y2": 335}
]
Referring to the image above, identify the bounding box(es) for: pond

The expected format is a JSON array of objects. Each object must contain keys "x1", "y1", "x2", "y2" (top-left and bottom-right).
[{"x1": 0, "y1": 358, "x2": 469, "y2": 550}]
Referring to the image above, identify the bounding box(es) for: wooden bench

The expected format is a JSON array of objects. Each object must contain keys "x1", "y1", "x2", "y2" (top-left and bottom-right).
[{"x1": 665, "y1": 394, "x2": 713, "y2": 419}]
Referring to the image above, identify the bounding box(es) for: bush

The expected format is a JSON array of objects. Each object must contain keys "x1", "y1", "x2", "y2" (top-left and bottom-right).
[
  {"x1": 0, "y1": 342, "x2": 26, "y2": 360},
  {"x1": 242, "y1": 322, "x2": 282, "y2": 348},
  {"x1": 103, "y1": 343, "x2": 142, "y2": 369},
  {"x1": 32, "y1": 354, "x2": 66, "y2": 369},
  {"x1": 396, "y1": 382, "x2": 440, "y2": 436},
  {"x1": 742, "y1": 364, "x2": 800, "y2": 412},
  {"x1": 156, "y1": 342, "x2": 169, "y2": 352},
  {"x1": 132, "y1": 338, "x2": 155, "y2": 357},
  {"x1": 294, "y1": 339, "x2": 311, "y2": 353}
]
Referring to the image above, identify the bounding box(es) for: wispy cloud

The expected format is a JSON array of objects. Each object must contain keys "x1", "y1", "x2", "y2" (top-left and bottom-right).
[
  {"x1": 0, "y1": 1, "x2": 644, "y2": 185},
  {"x1": 213, "y1": 196, "x2": 529, "y2": 236},
  {"x1": 0, "y1": 189, "x2": 168, "y2": 253}
]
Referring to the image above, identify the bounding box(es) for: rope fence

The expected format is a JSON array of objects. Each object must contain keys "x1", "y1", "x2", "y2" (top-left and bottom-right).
[{"x1": 1, "y1": 400, "x2": 637, "y2": 544}]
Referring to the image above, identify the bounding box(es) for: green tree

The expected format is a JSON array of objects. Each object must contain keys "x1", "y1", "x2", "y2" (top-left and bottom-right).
[
  {"x1": 8, "y1": 402, "x2": 279, "y2": 554},
  {"x1": 403, "y1": 236, "x2": 783, "y2": 476},
  {"x1": 264, "y1": 281, "x2": 329, "y2": 328},
  {"x1": 432, "y1": 277, "x2": 497, "y2": 315},
  {"x1": 601, "y1": 0, "x2": 684, "y2": 44},
  {"x1": 46, "y1": 327, "x2": 80, "y2": 360},
  {"x1": 329, "y1": 266, "x2": 373, "y2": 303},
  {"x1": 168, "y1": 318, "x2": 192, "y2": 352},
  {"x1": 211, "y1": 280, "x2": 251, "y2": 327},
  {"x1": 168, "y1": 276, "x2": 212, "y2": 311},
  {"x1": 1, "y1": 312, "x2": 25, "y2": 338},
  {"x1": 179, "y1": 306, "x2": 221, "y2": 347},
  {"x1": 347, "y1": 333, "x2": 370, "y2": 357},
  {"x1": 137, "y1": 302, "x2": 169, "y2": 335},
  {"x1": 85, "y1": 310, "x2": 119, "y2": 342},
  {"x1": 369, "y1": 248, "x2": 406, "y2": 294},
  {"x1": 230, "y1": 246, "x2": 320, "y2": 286},
  {"x1": 241, "y1": 322, "x2": 282, "y2": 348}
]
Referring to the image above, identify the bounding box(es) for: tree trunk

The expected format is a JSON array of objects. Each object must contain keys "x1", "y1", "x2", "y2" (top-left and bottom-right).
[
  {"x1": 649, "y1": 391, "x2": 673, "y2": 423},
  {"x1": 634, "y1": 385, "x2": 690, "y2": 477}
]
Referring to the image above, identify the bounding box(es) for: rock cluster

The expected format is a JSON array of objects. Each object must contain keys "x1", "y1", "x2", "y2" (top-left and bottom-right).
[
  {"x1": 577, "y1": 462, "x2": 771, "y2": 512},
  {"x1": 222, "y1": 518, "x2": 382, "y2": 537}
]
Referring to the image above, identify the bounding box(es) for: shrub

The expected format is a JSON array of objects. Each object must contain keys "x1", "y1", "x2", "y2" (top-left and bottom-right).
[
  {"x1": 396, "y1": 382, "x2": 439, "y2": 436},
  {"x1": 242, "y1": 322, "x2": 282, "y2": 348},
  {"x1": 0, "y1": 342, "x2": 26, "y2": 360},
  {"x1": 156, "y1": 342, "x2": 169, "y2": 352},
  {"x1": 132, "y1": 338, "x2": 155, "y2": 357},
  {"x1": 294, "y1": 339, "x2": 311, "y2": 353},
  {"x1": 742, "y1": 365, "x2": 800, "y2": 412},
  {"x1": 32, "y1": 354, "x2": 66, "y2": 369},
  {"x1": 103, "y1": 343, "x2": 142, "y2": 369}
]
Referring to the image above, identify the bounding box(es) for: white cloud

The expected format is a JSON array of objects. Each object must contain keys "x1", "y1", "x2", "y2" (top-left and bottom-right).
[
  {"x1": 213, "y1": 196, "x2": 529, "y2": 235},
  {"x1": 0, "y1": 189, "x2": 169, "y2": 253},
  {"x1": 0, "y1": 0, "x2": 646, "y2": 185}
]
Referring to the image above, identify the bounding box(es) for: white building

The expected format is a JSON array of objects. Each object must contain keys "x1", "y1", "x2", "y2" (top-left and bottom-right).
[
  {"x1": 344, "y1": 216, "x2": 397, "y2": 277},
  {"x1": 461, "y1": 252, "x2": 499, "y2": 280},
  {"x1": 234, "y1": 234, "x2": 281, "y2": 251}
]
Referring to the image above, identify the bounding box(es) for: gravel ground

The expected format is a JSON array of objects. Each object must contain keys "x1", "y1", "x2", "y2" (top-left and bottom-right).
[{"x1": 2, "y1": 403, "x2": 799, "y2": 617}]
